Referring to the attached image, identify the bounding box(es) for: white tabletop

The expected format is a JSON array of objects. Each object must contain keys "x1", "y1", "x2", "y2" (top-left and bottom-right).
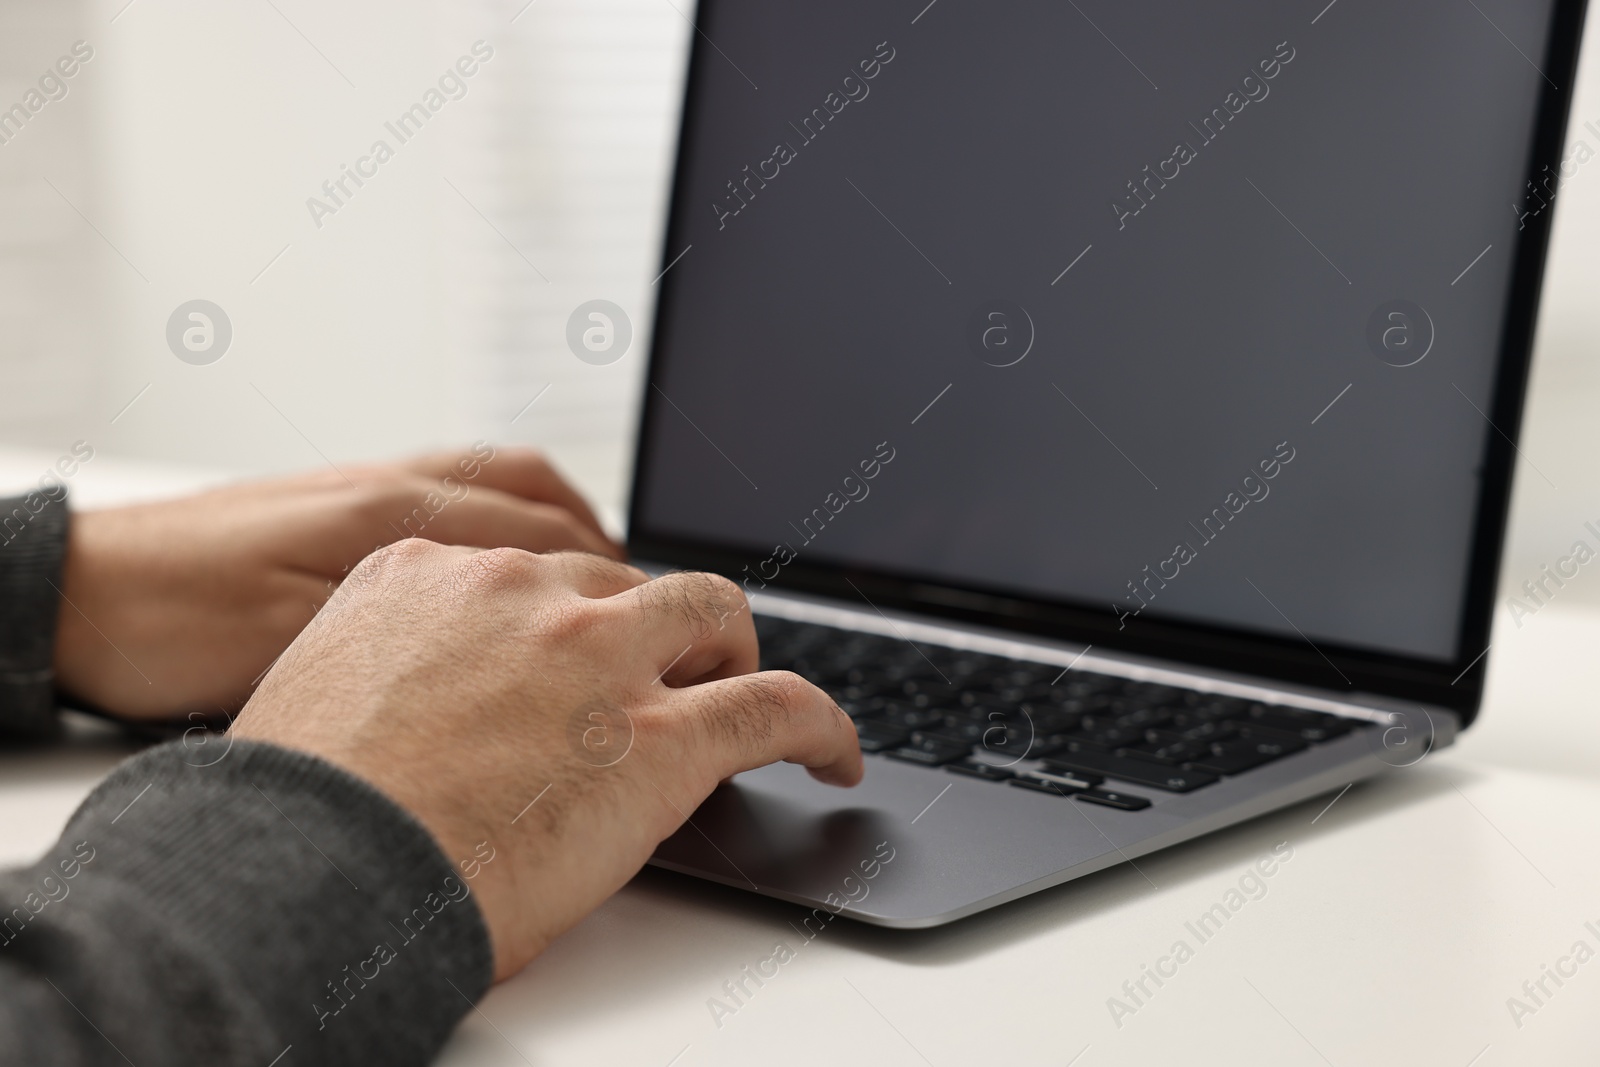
[{"x1": 1, "y1": 462, "x2": 1597, "y2": 1067}]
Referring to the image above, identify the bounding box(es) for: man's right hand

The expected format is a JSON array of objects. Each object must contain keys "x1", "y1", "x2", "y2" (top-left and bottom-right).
[{"x1": 231, "y1": 541, "x2": 863, "y2": 981}]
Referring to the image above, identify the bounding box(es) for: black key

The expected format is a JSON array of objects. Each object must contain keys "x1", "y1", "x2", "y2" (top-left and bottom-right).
[
  {"x1": 845, "y1": 680, "x2": 939, "y2": 708},
  {"x1": 998, "y1": 662, "x2": 1061, "y2": 687},
  {"x1": 1139, "y1": 728, "x2": 1186, "y2": 746},
  {"x1": 790, "y1": 653, "x2": 852, "y2": 683},
  {"x1": 870, "y1": 660, "x2": 922, "y2": 685},
  {"x1": 965, "y1": 702, "x2": 1079, "y2": 735},
  {"x1": 1027, "y1": 708, "x2": 1087, "y2": 736},
  {"x1": 1022, "y1": 768, "x2": 1103, "y2": 790},
  {"x1": 855, "y1": 721, "x2": 908, "y2": 753},
  {"x1": 897, "y1": 677, "x2": 959, "y2": 702},
  {"x1": 934, "y1": 716, "x2": 985, "y2": 742},
  {"x1": 848, "y1": 632, "x2": 905, "y2": 655},
  {"x1": 958, "y1": 689, "x2": 1001, "y2": 709},
  {"x1": 918, "y1": 718, "x2": 989, "y2": 746},
  {"x1": 1175, "y1": 719, "x2": 1241, "y2": 743},
  {"x1": 1117, "y1": 681, "x2": 1185, "y2": 705},
  {"x1": 902, "y1": 659, "x2": 947, "y2": 684},
  {"x1": 1247, "y1": 706, "x2": 1354, "y2": 742},
  {"x1": 837, "y1": 699, "x2": 875, "y2": 720},
  {"x1": 1056, "y1": 694, "x2": 1120, "y2": 716},
  {"x1": 754, "y1": 615, "x2": 787, "y2": 640},
  {"x1": 968, "y1": 716, "x2": 1023, "y2": 745},
  {"x1": 1115, "y1": 706, "x2": 1176, "y2": 730},
  {"x1": 1008, "y1": 776, "x2": 1085, "y2": 797},
  {"x1": 938, "y1": 704, "x2": 994, "y2": 725},
  {"x1": 959, "y1": 666, "x2": 1013, "y2": 690},
  {"x1": 1075, "y1": 789, "x2": 1152, "y2": 811},
  {"x1": 862, "y1": 702, "x2": 947, "y2": 730},
  {"x1": 1183, "y1": 747, "x2": 1273, "y2": 775},
  {"x1": 1229, "y1": 723, "x2": 1312, "y2": 752},
  {"x1": 833, "y1": 683, "x2": 887, "y2": 706},
  {"x1": 1132, "y1": 738, "x2": 1213, "y2": 765},
  {"x1": 835, "y1": 666, "x2": 879, "y2": 689},
  {"x1": 1176, "y1": 697, "x2": 1256, "y2": 723},
  {"x1": 885, "y1": 736, "x2": 971, "y2": 766},
  {"x1": 944, "y1": 653, "x2": 1008, "y2": 681},
  {"x1": 946, "y1": 760, "x2": 1015, "y2": 782},
  {"x1": 1062, "y1": 726, "x2": 1145, "y2": 752},
  {"x1": 1061, "y1": 672, "x2": 1122, "y2": 696},
  {"x1": 979, "y1": 731, "x2": 1071, "y2": 761},
  {"x1": 768, "y1": 623, "x2": 832, "y2": 657},
  {"x1": 982, "y1": 685, "x2": 1033, "y2": 706},
  {"x1": 1184, "y1": 736, "x2": 1306, "y2": 775},
  {"x1": 975, "y1": 683, "x2": 1032, "y2": 705},
  {"x1": 1041, "y1": 752, "x2": 1219, "y2": 793}
]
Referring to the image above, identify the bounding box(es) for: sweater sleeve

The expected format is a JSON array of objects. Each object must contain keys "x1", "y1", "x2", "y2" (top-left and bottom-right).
[
  {"x1": 0, "y1": 740, "x2": 495, "y2": 1066},
  {"x1": 0, "y1": 491, "x2": 70, "y2": 737}
]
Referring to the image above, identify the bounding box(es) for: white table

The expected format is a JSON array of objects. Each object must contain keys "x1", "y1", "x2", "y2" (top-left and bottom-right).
[{"x1": 2, "y1": 460, "x2": 1597, "y2": 1067}]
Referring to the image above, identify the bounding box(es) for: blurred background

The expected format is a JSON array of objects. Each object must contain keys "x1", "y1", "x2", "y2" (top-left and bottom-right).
[
  {"x1": 0, "y1": 0, "x2": 690, "y2": 521},
  {"x1": 3, "y1": 0, "x2": 1600, "y2": 614}
]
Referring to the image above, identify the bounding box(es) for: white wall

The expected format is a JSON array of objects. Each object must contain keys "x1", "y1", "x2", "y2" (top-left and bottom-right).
[{"x1": 0, "y1": 0, "x2": 689, "y2": 516}]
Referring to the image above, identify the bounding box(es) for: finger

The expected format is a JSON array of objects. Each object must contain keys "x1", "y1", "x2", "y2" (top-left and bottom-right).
[
  {"x1": 412, "y1": 487, "x2": 620, "y2": 559},
  {"x1": 527, "y1": 551, "x2": 651, "y2": 599},
  {"x1": 403, "y1": 447, "x2": 619, "y2": 555},
  {"x1": 669, "y1": 671, "x2": 864, "y2": 788},
  {"x1": 278, "y1": 479, "x2": 617, "y2": 581},
  {"x1": 604, "y1": 570, "x2": 757, "y2": 685}
]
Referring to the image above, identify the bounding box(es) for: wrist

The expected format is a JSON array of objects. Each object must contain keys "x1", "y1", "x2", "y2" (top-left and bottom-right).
[{"x1": 50, "y1": 514, "x2": 112, "y2": 709}]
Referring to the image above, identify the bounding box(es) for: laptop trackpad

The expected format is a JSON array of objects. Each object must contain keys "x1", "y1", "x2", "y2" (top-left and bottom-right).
[{"x1": 650, "y1": 759, "x2": 1183, "y2": 927}]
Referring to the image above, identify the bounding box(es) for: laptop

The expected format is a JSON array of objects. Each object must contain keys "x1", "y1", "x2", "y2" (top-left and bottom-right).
[{"x1": 629, "y1": 0, "x2": 1587, "y2": 927}]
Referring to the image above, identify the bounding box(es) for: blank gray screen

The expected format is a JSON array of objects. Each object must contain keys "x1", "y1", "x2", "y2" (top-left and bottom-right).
[{"x1": 635, "y1": 0, "x2": 1557, "y2": 662}]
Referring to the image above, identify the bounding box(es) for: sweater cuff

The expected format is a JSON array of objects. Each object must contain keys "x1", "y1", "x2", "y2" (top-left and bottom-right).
[
  {"x1": 0, "y1": 491, "x2": 69, "y2": 737},
  {"x1": 50, "y1": 739, "x2": 495, "y2": 1065}
]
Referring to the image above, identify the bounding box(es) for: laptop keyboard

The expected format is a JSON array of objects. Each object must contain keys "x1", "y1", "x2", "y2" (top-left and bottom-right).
[{"x1": 755, "y1": 615, "x2": 1361, "y2": 812}]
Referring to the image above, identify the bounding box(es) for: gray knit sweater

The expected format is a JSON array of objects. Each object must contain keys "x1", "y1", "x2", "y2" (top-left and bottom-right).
[{"x1": 0, "y1": 494, "x2": 494, "y2": 1065}]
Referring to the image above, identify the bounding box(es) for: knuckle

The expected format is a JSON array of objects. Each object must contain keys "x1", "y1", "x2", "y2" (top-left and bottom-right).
[
  {"x1": 344, "y1": 537, "x2": 439, "y2": 589},
  {"x1": 656, "y1": 571, "x2": 748, "y2": 635},
  {"x1": 754, "y1": 669, "x2": 812, "y2": 705},
  {"x1": 368, "y1": 536, "x2": 439, "y2": 567},
  {"x1": 455, "y1": 545, "x2": 540, "y2": 590},
  {"x1": 639, "y1": 572, "x2": 691, "y2": 623},
  {"x1": 382, "y1": 536, "x2": 440, "y2": 561},
  {"x1": 697, "y1": 571, "x2": 746, "y2": 608},
  {"x1": 749, "y1": 670, "x2": 822, "y2": 721},
  {"x1": 699, "y1": 684, "x2": 777, "y2": 754}
]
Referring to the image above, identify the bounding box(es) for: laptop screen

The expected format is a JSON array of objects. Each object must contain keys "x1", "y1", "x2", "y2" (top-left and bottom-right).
[{"x1": 631, "y1": 0, "x2": 1577, "y2": 702}]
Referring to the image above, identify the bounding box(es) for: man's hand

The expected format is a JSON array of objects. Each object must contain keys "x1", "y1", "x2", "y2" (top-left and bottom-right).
[
  {"x1": 231, "y1": 542, "x2": 863, "y2": 980},
  {"x1": 53, "y1": 447, "x2": 621, "y2": 721}
]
